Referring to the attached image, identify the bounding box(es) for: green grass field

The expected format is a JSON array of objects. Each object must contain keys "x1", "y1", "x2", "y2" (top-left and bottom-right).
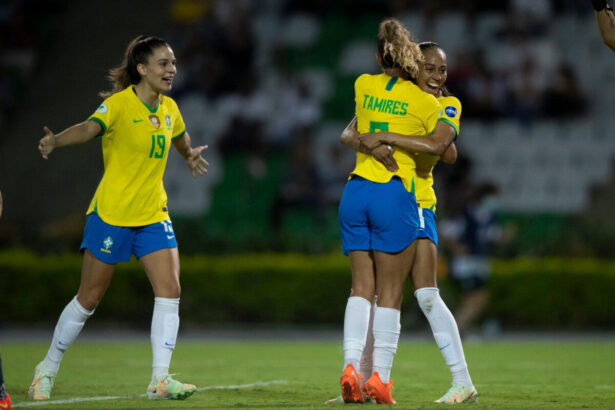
[{"x1": 3, "y1": 339, "x2": 615, "y2": 409}]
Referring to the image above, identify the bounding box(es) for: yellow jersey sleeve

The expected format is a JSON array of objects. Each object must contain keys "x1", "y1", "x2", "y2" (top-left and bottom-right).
[
  {"x1": 169, "y1": 98, "x2": 186, "y2": 140},
  {"x1": 437, "y1": 96, "x2": 462, "y2": 137},
  {"x1": 89, "y1": 96, "x2": 118, "y2": 137}
]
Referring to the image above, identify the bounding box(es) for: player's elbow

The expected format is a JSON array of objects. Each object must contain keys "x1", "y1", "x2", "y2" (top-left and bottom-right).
[
  {"x1": 340, "y1": 129, "x2": 354, "y2": 147},
  {"x1": 431, "y1": 140, "x2": 449, "y2": 156}
]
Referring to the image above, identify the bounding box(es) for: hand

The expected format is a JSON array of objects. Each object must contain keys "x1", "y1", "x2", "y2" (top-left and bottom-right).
[
  {"x1": 372, "y1": 144, "x2": 398, "y2": 172},
  {"x1": 186, "y1": 145, "x2": 209, "y2": 177},
  {"x1": 358, "y1": 133, "x2": 383, "y2": 151},
  {"x1": 39, "y1": 126, "x2": 56, "y2": 159}
]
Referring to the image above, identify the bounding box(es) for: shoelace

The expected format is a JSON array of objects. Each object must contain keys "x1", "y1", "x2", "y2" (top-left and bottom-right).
[{"x1": 37, "y1": 372, "x2": 54, "y2": 393}]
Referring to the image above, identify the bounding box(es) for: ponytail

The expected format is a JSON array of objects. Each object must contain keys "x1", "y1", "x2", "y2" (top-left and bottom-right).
[
  {"x1": 377, "y1": 18, "x2": 423, "y2": 80},
  {"x1": 100, "y1": 35, "x2": 169, "y2": 98}
]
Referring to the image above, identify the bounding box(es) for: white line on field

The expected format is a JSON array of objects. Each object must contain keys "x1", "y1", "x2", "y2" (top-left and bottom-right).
[{"x1": 12, "y1": 380, "x2": 289, "y2": 407}]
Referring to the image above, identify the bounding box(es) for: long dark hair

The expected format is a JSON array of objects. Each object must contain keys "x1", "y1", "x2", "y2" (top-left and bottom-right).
[
  {"x1": 418, "y1": 41, "x2": 451, "y2": 97},
  {"x1": 100, "y1": 35, "x2": 169, "y2": 98}
]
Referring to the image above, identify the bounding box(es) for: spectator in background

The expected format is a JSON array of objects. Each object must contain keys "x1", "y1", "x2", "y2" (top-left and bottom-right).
[
  {"x1": 507, "y1": 57, "x2": 547, "y2": 125},
  {"x1": 541, "y1": 63, "x2": 587, "y2": 119},
  {"x1": 439, "y1": 182, "x2": 503, "y2": 336},
  {"x1": 592, "y1": 0, "x2": 615, "y2": 51},
  {"x1": 270, "y1": 126, "x2": 323, "y2": 236}
]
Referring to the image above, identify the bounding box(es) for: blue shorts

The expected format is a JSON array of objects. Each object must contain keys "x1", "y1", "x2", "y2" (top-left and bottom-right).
[
  {"x1": 417, "y1": 208, "x2": 438, "y2": 247},
  {"x1": 338, "y1": 176, "x2": 419, "y2": 255},
  {"x1": 80, "y1": 212, "x2": 178, "y2": 264}
]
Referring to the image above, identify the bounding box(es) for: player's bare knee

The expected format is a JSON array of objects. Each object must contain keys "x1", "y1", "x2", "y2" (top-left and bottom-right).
[
  {"x1": 350, "y1": 284, "x2": 375, "y2": 301},
  {"x1": 76, "y1": 293, "x2": 102, "y2": 311}
]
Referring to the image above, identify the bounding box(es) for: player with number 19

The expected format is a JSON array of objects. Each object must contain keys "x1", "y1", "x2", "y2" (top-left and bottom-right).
[{"x1": 30, "y1": 35, "x2": 208, "y2": 402}]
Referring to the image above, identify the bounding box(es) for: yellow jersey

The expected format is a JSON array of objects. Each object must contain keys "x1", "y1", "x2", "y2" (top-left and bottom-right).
[
  {"x1": 352, "y1": 73, "x2": 441, "y2": 193},
  {"x1": 86, "y1": 86, "x2": 186, "y2": 226},
  {"x1": 413, "y1": 95, "x2": 462, "y2": 211}
]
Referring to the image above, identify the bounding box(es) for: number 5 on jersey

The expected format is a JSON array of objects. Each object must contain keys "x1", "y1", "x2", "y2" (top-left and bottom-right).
[{"x1": 370, "y1": 121, "x2": 389, "y2": 133}]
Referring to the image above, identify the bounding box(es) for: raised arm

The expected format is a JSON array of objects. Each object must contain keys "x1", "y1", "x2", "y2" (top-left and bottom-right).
[
  {"x1": 38, "y1": 120, "x2": 102, "y2": 159},
  {"x1": 358, "y1": 120, "x2": 457, "y2": 156},
  {"x1": 593, "y1": 0, "x2": 615, "y2": 51},
  {"x1": 172, "y1": 131, "x2": 209, "y2": 177}
]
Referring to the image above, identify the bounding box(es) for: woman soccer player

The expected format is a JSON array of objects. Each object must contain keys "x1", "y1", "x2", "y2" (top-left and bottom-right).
[
  {"x1": 342, "y1": 42, "x2": 478, "y2": 404},
  {"x1": 30, "y1": 35, "x2": 208, "y2": 401},
  {"x1": 337, "y1": 19, "x2": 458, "y2": 404}
]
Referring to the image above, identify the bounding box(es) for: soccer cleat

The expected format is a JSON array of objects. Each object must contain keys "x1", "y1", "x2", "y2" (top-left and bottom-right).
[
  {"x1": 324, "y1": 395, "x2": 344, "y2": 404},
  {"x1": 28, "y1": 363, "x2": 56, "y2": 400},
  {"x1": 0, "y1": 391, "x2": 11, "y2": 409},
  {"x1": 340, "y1": 364, "x2": 365, "y2": 403},
  {"x1": 363, "y1": 372, "x2": 396, "y2": 404},
  {"x1": 435, "y1": 383, "x2": 479, "y2": 404},
  {"x1": 146, "y1": 374, "x2": 196, "y2": 400}
]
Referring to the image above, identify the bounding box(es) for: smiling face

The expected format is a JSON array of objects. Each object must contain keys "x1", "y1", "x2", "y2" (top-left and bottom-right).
[
  {"x1": 416, "y1": 47, "x2": 447, "y2": 97},
  {"x1": 137, "y1": 45, "x2": 177, "y2": 93}
]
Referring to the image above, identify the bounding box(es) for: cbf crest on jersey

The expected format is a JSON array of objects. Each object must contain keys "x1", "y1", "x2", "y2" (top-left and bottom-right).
[
  {"x1": 149, "y1": 115, "x2": 161, "y2": 129},
  {"x1": 445, "y1": 106, "x2": 457, "y2": 118}
]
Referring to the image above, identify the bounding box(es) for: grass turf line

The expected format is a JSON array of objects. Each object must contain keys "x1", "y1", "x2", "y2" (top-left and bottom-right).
[{"x1": 2, "y1": 340, "x2": 615, "y2": 409}]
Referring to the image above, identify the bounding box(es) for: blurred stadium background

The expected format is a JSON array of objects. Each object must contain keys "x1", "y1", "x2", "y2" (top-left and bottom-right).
[{"x1": 1, "y1": 0, "x2": 615, "y2": 335}]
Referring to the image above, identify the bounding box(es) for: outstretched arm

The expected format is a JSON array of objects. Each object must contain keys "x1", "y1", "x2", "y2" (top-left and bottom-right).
[
  {"x1": 172, "y1": 131, "x2": 209, "y2": 177},
  {"x1": 593, "y1": 0, "x2": 615, "y2": 51},
  {"x1": 358, "y1": 120, "x2": 457, "y2": 156},
  {"x1": 38, "y1": 120, "x2": 102, "y2": 159},
  {"x1": 340, "y1": 116, "x2": 399, "y2": 172}
]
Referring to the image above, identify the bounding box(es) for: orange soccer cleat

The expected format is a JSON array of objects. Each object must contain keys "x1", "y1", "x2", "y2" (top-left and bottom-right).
[
  {"x1": 0, "y1": 391, "x2": 12, "y2": 409},
  {"x1": 340, "y1": 364, "x2": 365, "y2": 403},
  {"x1": 363, "y1": 372, "x2": 396, "y2": 404}
]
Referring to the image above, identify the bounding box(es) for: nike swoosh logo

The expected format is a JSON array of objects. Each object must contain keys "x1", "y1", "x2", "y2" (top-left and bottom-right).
[
  {"x1": 0, "y1": 402, "x2": 8, "y2": 408},
  {"x1": 58, "y1": 340, "x2": 69, "y2": 346},
  {"x1": 167, "y1": 235, "x2": 175, "y2": 240},
  {"x1": 164, "y1": 342, "x2": 175, "y2": 347},
  {"x1": 439, "y1": 343, "x2": 451, "y2": 351},
  {"x1": 133, "y1": 119, "x2": 143, "y2": 123}
]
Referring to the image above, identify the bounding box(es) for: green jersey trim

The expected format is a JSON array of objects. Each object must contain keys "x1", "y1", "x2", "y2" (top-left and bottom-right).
[
  {"x1": 140, "y1": 99, "x2": 160, "y2": 113},
  {"x1": 172, "y1": 130, "x2": 186, "y2": 140},
  {"x1": 438, "y1": 117, "x2": 459, "y2": 136},
  {"x1": 88, "y1": 117, "x2": 107, "y2": 137},
  {"x1": 131, "y1": 86, "x2": 160, "y2": 113},
  {"x1": 385, "y1": 77, "x2": 398, "y2": 91}
]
